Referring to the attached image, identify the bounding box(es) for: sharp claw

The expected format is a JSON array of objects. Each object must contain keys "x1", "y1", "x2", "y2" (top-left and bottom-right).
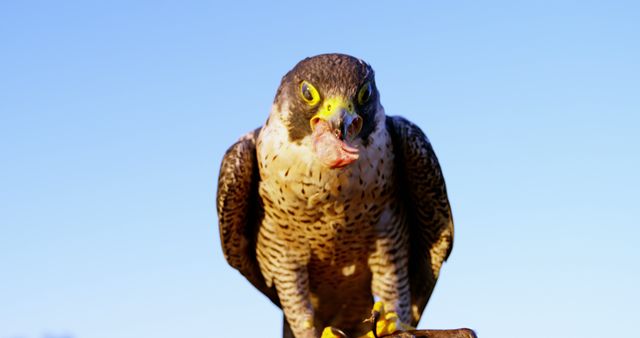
[
  {"x1": 332, "y1": 327, "x2": 348, "y2": 338},
  {"x1": 363, "y1": 302, "x2": 383, "y2": 338},
  {"x1": 362, "y1": 301, "x2": 415, "y2": 338},
  {"x1": 321, "y1": 326, "x2": 348, "y2": 338},
  {"x1": 370, "y1": 310, "x2": 380, "y2": 338}
]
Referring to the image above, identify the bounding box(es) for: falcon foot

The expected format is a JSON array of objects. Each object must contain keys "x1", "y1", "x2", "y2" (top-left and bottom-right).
[
  {"x1": 323, "y1": 328, "x2": 476, "y2": 338},
  {"x1": 384, "y1": 329, "x2": 477, "y2": 338},
  {"x1": 321, "y1": 326, "x2": 348, "y2": 338},
  {"x1": 322, "y1": 301, "x2": 477, "y2": 338},
  {"x1": 361, "y1": 301, "x2": 414, "y2": 338}
]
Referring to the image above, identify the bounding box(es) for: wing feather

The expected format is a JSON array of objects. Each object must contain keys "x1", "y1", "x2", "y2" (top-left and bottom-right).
[
  {"x1": 217, "y1": 127, "x2": 280, "y2": 307},
  {"x1": 386, "y1": 116, "x2": 454, "y2": 326}
]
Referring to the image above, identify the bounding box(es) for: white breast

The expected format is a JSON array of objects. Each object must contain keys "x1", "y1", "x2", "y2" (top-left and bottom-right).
[{"x1": 256, "y1": 104, "x2": 393, "y2": 210}]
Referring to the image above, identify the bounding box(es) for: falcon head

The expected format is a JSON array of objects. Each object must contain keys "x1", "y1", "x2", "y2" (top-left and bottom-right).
[{"x1": 273, "y1": 53, "x2": 380, "y2": 169}]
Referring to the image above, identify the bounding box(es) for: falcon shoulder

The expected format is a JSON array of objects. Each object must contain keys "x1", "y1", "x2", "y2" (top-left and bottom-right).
[
  {"x1": 217, "y1": 127, "x2": 280, "y2": 307},
  {"x1": 386, "y1": 116, "x2": 454, "y2": 326}
]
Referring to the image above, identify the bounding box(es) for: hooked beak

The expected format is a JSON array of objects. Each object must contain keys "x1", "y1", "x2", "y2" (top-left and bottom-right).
[
  {"x1": 310, "y1": 97, "x2": 363, "y2": 141},
  {"x1": 309, "y1": 97, "x2": 363, "y2": 169}
]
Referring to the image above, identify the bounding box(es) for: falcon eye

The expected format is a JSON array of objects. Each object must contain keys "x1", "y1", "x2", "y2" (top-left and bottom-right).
[
  {"x1": 300, "y1": 81, "x2": 320, "y2": 105},
  {"x1": 357, "y1": 81, "x2": 372, "y2": 105}
]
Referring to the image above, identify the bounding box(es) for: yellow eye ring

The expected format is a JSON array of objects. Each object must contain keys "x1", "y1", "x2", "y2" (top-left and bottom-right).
[
  {"x1": 357, "y1": 81, "x2": 372, "y2": 105},
  {"x1": 300, "y1": 81, "x2": 320, "y2": 106}
]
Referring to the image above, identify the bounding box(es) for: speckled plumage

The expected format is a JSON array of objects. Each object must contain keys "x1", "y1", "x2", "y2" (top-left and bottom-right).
[{"x1": 217, "y1": 54, "x2": 453, "y2": 338}]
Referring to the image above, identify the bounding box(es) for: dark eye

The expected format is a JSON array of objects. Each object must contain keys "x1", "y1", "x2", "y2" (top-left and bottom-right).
[
  {"x1": 300, "y1": 81, "x2": 320, "y2": 105},
  {"x1": 357, "y1": 81, "x2": 372, "y2": 105}
]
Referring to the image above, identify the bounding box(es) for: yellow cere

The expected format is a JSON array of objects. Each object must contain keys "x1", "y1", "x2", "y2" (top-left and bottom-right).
[{"x1": 310, "y1": 96, "x2": 356, "y2": 129}]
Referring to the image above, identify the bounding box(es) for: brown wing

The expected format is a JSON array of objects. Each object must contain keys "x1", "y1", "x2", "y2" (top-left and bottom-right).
[
  {"x1": 217, "y1": 127, "x2": 280, "y2": 307},
  {"x1": 386, "y1": 116, "x2": 454, "y2": 326}
]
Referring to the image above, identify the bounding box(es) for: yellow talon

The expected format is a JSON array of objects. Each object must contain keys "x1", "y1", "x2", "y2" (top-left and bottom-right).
[
  {"x1": 321, "y1": 326, "x2": 347, "y2": 338},
  {"x1": 361, "y1": 301, "x2": 415, "y2": 338},
  {"x1": 321, "y1": 302, "x2": 414, "y2": 338}
]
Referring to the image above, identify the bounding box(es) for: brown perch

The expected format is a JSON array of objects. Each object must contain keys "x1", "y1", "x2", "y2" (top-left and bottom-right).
[
  {"x1": 384, "y1": 329, "x2": 477, "y2": 338},
  {"x1": 325, "y1": 327, "x2": 477, "y2": 338}
]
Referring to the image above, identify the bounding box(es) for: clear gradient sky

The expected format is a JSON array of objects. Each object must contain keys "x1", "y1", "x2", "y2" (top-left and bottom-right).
[{"x1": 1, "y1": 1, "x2": 639, "y2": 338}]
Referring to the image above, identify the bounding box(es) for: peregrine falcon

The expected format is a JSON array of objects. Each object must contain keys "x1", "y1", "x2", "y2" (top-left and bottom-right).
[{"x1": 217, "y1": 54, "x2": 454, "y2": 338}]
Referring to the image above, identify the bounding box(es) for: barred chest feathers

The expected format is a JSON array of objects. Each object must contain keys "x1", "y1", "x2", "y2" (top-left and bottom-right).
[{"x1": 255, "y1": 105, "x2": 399, "y2": 268}]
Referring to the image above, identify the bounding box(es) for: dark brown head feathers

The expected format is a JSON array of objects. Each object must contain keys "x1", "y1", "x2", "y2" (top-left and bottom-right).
[{"x1": 274, "y1": 53, "x2": 379, "y2": 144}]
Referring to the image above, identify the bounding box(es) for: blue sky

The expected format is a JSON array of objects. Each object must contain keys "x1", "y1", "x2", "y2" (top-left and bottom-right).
[{"x1": 1, "y1": 1, "x2": 638, "y2": 338}]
